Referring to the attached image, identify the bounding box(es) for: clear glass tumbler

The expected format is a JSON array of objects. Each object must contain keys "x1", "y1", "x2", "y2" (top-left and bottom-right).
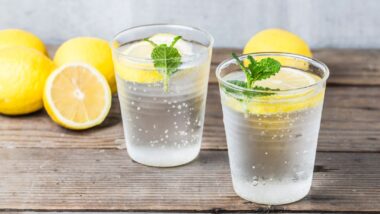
[
  {"x1": 111, "y1": 24, "x2": 213, "y2": 167},
  {"x1": 216, "y1": 53, "x2": 329, "y2": 205}
]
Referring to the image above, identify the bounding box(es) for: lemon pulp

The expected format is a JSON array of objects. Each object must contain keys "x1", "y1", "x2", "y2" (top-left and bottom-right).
[{"x1": 44, "y1": 63, "x2": 111, "y2": 130}]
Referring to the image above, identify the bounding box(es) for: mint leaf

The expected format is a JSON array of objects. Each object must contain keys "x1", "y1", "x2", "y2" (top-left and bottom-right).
[
  {"x1": 249, "y1": 57, "x2": 281, "y2": 82},
  {"x1": 230, "y1": 54, "x2": 280, "y2": 88},
  {"x1": 231, "y1": 53, "x2": 281, "y2": 89},
  {"x1": 223, "y1": 80, "x2": 279, "y2": 100},
  {"x1": 225, "y1": 53, "x2": 281, "y2": 99},
  {"x1": 232, "y1": 53, "x2": 254, "y2": 87},
  {"x1": 227, "y1": 80, "x2": 247, "y2": 88},
  {"x1": 144, "y1": 36, "x2": 182, "y2": 92}
]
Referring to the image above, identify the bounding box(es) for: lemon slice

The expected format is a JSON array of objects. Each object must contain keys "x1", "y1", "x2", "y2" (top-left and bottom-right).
[
  {"x1": 44, "y1": 63, "x2": 112, "y2": 130},
  {"x1": 223, "y1": 68, "x2": 324, "y2": 114},
  {"x1": 255, "y1": 67, "x2": 319, "y2": 90},
  {"x1": 115, "y1": 33, "x2": 192, "y2": 84}
]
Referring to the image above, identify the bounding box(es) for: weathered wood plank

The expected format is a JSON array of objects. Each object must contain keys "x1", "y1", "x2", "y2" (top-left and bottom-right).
[
  {"x1": 209, "y1": 49, "x2": 380, "y2": 85},
  {"x1": 0, "y1": 148, "x2": 379, "y2": 212},
  {"x1": 1, "y1": 85, "x2": 379, "y2": 152}
]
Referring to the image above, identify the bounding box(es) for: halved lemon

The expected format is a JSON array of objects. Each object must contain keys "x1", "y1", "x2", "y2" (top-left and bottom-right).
[{"x1": 44, "y1": 63, "x2": 112, "y2": 130}]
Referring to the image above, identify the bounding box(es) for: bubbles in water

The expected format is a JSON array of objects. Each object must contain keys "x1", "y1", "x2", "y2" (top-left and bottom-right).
[{"x1": 251, "y1": 176, "x2": 259, "y2": 186}]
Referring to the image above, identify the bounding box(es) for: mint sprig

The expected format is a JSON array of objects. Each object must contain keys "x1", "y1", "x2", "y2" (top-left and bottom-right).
[
  {"x1": 224, "y1": 53, "x2": 281, "y2": 99},
  {"x1": 144, "y1": 36, "x2": 182, "y2": 92},
  {"x1": 231, "y1": 53, "x2": 281, "y2": 89}
]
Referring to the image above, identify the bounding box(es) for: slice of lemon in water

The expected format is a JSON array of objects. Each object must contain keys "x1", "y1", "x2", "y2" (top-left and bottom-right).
[
  {"x1": 223, "y1": 68, "x2": 324, "y2": 114},
  {"x1": 254, "y1": 67, "x2": 318, "y2": 90},
  {"x1": 115, "y1": 33, "x2": 193, "y2": 84}
]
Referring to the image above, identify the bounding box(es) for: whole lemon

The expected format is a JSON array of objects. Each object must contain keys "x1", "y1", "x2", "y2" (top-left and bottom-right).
[
  {"x1": 0, "y1": 46, "x2": 55, "y2": 115},
  {"x1": 54, "y1": 37, "x2": 116, "y2": 92},
  {"x1": 0, "y1": 29, "x2": 47, "y2": 55},
  {"x1": 243, "y1": 28, "x2": 312, "y2": 57}
]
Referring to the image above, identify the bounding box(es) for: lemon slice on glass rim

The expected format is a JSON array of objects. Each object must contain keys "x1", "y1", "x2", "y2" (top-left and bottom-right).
[{"x1": 44, "y1": 63, "x2": 112, "y2": 130}]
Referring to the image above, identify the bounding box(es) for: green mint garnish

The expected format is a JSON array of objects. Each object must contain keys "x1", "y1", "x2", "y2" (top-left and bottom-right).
[
  {"x1": 231, "y1": 53, "x2": 281, "y2": 89},
  {"x1": 223, "y1": 53, "x2": 281, "y2": 99},
  {"x1": 144, "y1": 36, "x2": 182, "y2": 92}
]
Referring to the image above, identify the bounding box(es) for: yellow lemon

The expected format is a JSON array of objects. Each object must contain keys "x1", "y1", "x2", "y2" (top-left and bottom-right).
[
  {"x1": 0, "y1": 29, "x2": 47, "y2": 55},
  {"x1": 54, "y1": 37, "x2": 116, "y2": 93},
  {"x1": 0, "y1": 46, "x2": 55, "y2": 115},
  {"x1": 243, "y1": 28, "x2": 312, "y2": 57},
  {"x1": 114, "y1": 33, "x2": 192, "y2": 84},
  {"x1": 43, "y1": 63, "x2": 112, "y2": 130},
  {"x1": 223, "y1": 68, "x2": 324, "y2": 114}
]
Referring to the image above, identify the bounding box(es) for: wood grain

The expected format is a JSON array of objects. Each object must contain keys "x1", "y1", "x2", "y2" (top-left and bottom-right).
[
  {"x1": 0, "y1": 148, "x2": 379, "y2": 212},
  {"x1": 1, "y1": 85, "x2": 379, "y2": 152},
  {"x1": 209, "y1": 49, "x2": 380, "y2": 86}
]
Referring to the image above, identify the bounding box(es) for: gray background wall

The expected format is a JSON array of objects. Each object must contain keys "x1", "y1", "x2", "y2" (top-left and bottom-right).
[{"x1": 0, "y1": 0, "x2": 379, "y2": 48}]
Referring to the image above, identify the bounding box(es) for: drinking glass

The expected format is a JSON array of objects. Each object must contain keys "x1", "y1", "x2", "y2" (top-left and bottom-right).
[
  {"x1": 216, "y1": 53, "x2": 329, "y2": 205},
  {"x1": 111, "y1": 24, "x2": 213, "y2": 167}
]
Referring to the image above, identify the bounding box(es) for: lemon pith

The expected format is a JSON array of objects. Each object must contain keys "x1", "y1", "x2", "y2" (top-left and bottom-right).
[{"x1": 44, "y1": 63, "x2": 111, "y2": 130}]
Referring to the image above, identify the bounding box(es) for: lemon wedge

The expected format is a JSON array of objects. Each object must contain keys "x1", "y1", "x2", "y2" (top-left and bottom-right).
[{"x1": 44, "y1": 63, "x2": 112, "y2": 130}]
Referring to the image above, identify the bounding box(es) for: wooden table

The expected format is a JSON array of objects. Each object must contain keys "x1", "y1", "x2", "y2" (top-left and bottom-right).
[{"x1": 1, "y1": 48, "x2": 379, "y2": 213}]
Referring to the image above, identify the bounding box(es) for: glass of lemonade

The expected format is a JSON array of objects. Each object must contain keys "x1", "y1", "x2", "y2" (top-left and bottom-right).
[
  {"x1": 216, "y1": 53, "x2": 329, "y2": 205},
  {"x1": 111, "y1": 24, "x2": 213, "y2": 167}
]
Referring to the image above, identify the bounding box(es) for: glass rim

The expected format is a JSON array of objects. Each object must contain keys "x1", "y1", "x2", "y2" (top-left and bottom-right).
[
  {"x1": 111, "y1": 23, "x2": 214, "y2": 63},
  {"x1": 215, "y1": 52, "x2": 330, "y2": 94}
]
